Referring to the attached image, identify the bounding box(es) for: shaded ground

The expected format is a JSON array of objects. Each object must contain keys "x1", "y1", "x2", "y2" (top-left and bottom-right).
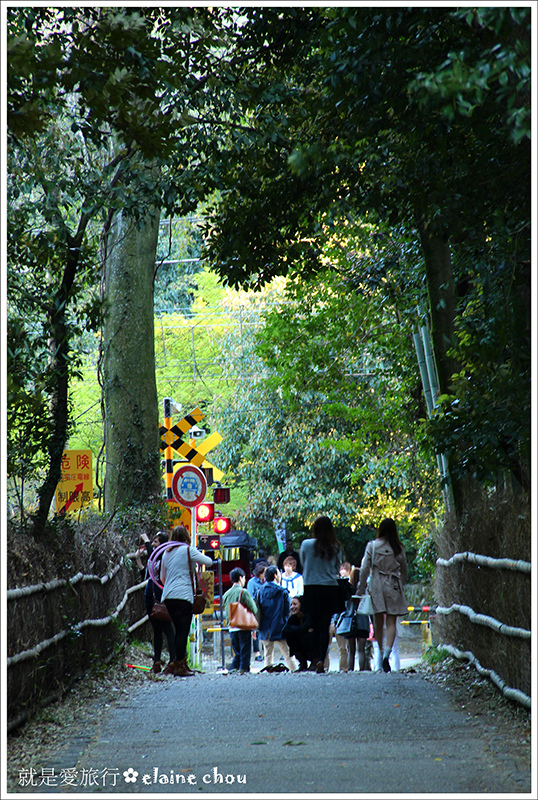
[{"x1": 5, "y1": 639, "x2": 531, "y2": 795}]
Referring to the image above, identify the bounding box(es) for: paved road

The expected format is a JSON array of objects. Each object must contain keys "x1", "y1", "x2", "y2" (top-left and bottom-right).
[{"x1": 31, "y1": 665, "x2": 530, "y2": 795}]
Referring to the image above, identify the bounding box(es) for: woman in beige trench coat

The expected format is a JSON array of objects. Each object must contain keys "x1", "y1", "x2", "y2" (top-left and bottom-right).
[{"x1": 357, "y1": 518, "x2": 408, "y2": 672}]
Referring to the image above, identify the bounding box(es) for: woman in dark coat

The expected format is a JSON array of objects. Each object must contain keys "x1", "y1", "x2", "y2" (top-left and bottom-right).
[
  {"x1": 141, "y1": 532, "x2": 176, "y2": 673},
  {"x1": 282, "y1": 595, "x2": 318, "y2": 671}
]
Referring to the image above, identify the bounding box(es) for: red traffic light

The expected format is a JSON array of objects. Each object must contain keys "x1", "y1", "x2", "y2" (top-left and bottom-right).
[
  {"x1": 196, "y1": 502, "x2": 215, "y2": 523},
  {"x1": 213, "y1": 486, "x2": 230, "y2": 504},
  {"x1": 213, "y1": 516, "x2": 231, "y2": 534}
]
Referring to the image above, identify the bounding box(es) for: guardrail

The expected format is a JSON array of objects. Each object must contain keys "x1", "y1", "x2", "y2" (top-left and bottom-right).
[{"x1": 400, "y1": 605, "x2": 435, "y2": 651}]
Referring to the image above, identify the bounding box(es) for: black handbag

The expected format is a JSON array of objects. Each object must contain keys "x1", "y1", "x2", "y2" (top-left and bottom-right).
[
  {"x1": 336, "y1": 601, "x2": 369, "y2": 639},
  {"x1": 335, "y1": 601, "x2": 357, "y2": 638},
  {"x1": 187, "y1": 548, "x2": 207, "y2": 615}
]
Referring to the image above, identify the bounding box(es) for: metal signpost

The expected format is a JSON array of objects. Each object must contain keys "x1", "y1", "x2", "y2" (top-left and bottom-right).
[{"x1": 160, "y1": 399, "x2": 226, "y2": 669}]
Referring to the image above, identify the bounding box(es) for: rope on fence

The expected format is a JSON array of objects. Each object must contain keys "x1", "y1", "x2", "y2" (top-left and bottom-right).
[
  {"x1": 435, "y1": 603, "x2": 530, "y2": 639},
  {"x1": 439, "y1": 643, "x2": 531, "y2": 709},
  {"x1": 7, "y1": 579, "x2": 148, "y2": 668},
  {"x1": 128, "y1": 614, "x2": 150, "y2": 633},
  {"x1": 436, "y1": 551, "x2": 531, "y2": 573},
  {"x1": 6, "y1": 561, "x2": 129, "y2": 601}
]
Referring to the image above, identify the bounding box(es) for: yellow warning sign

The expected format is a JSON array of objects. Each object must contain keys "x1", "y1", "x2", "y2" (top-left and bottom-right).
[
  {"x1": 199, "y1": 569, "x2": 215, "y2": 614},
  {"x1": 165, "y1": 501, "x2": 192, "y2": 530},
  {"x1": 55, "y1": 450, "x2": 93, "y2": 514}
]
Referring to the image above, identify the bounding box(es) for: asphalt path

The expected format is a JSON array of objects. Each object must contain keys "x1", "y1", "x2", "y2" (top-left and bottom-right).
[{"x1": 34, "y1": 666, "x2": 530, "y2": 796}]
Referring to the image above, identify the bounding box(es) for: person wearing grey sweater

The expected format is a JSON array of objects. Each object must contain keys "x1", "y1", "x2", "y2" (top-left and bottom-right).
[{"x1": 299, "y1": 516, "x2": 344, "y2": 673}]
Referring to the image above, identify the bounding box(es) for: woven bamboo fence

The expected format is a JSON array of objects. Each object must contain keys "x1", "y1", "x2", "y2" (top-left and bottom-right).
[
  {"x1": 433, "y1": 551, "x2": 531, "y2": 708},
  {"x1": 6, "y1": 554, "x2": 150, "y2": 732}
]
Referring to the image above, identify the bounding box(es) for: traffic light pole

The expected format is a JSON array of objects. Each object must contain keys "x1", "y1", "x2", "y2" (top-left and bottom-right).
[
  {"x1": 218, "y1": 557, "x2": 225, "y2": 669},
  {"x1": 191, "y1": 506, "x2": 199, "y2": 669}
]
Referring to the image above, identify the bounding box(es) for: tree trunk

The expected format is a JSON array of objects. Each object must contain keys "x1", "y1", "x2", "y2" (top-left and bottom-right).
[
  {"x1": 418, "y1": 229, "x2": 469, "y2": 518},
  {"x1": 31, "y1": 221, "x2": 89, "y2": 539},
  {"x1": 418, "y1": 230, "x2": 460, "y2": 395},
  {"x1": 102, "y1": 207, "x2": 161, "y2": 512}
]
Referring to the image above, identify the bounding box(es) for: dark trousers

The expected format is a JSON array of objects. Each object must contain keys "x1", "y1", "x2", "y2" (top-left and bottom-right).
[
  {"x1": 303, "y1": 585, "x2": 343, "y2": 663},
  {"x1": 148, "y1": 616, "x2": 176, "y2": 662},
  {"x1": 314, "y1": 611, "x2": 334, "y2": 663},
  {"x1": 285, "y1": 630, "x2": 317, "y2": 667},
  {"x1": 230, "y1": 630, "x2": 252, "y2": 671},
  {"x1": 164, "y1": 598, "x2": 193, "y2": 661}
]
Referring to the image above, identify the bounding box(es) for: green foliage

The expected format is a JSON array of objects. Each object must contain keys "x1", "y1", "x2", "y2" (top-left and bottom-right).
[
  {"x1": 200, "y1": 6, "x2": 530, "y2": 508},
  {"x1": 211, "y1": 266, "x2": 442, "y2": 558},
  {"x1": 202, "y1": 7, "x2": 528, "y2": 283},
  {"x1": 423, "y1": 646, "x2": 452, "y2": 665},
  {"x1": 413, "y1": 528, "x2": 439, "y2": 582},
  {"x1": 409, "y1": 7, "x2": 531, "y2": 143},
  {"x1": 155, "y1": 216, "x2": 204, "y2": 313},
  {"x1": 426, "y1": 256, "x2": 530, "y2": 490}
]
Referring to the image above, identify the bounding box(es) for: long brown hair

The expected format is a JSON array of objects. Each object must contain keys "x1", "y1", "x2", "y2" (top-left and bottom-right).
[
  {"x1": 170, "y1": 525, "x2": 191, "y2": 544},
  {"x1": 312, "y1": 516, "x2": 341, "y2": 560},
  {"x1": 377, "y1": 518, "x2": 403, "y2": 556}
]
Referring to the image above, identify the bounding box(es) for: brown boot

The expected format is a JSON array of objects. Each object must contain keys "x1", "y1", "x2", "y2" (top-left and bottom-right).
[
  {"x1": 162, "y1": 660, "x2": 179, "y2": 675},
  {"x1": 152, "y1": 660, "x2": 162, "y2": 674},
  {"x1": 174, "y1": 658, "x2": 195, "y2": 677},
  {"x1": 174, "y1": 658, "x2": 194, "y2": 678}
]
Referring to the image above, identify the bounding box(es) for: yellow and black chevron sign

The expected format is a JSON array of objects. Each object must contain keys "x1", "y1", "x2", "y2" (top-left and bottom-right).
[
  {"x1": 160, "y1": 404, "x2": 223, "y2": 481},
  {"x1": 160, "y1": 407, "x2": 205, "y2": 464}
]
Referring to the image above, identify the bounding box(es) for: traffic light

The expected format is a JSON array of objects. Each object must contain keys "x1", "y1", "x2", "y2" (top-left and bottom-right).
[
  {"x1": 196, "y1": 501, "x2": 215, "y2": 523},
  {"x1": 213, "y1": 486, "x2": 230, "y2": 504},
  {"x1": 198, "y1": 533, "x2": 221, "y2": 551},
  {"x1": 213, "y1": 516, "x2": 231, "y2": 534}
]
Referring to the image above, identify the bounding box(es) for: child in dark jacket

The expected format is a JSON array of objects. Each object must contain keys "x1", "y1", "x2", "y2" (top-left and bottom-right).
[{"x1": 255, "y1": 566, "x2": 297, "y2": 671}]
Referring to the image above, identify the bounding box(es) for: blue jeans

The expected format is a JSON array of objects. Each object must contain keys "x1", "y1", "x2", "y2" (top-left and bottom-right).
[{"x1": 230, "y1": 630, "x2": 252, "y2": 671}]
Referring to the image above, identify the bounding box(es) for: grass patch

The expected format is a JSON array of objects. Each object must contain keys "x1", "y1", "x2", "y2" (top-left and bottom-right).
[{"x1": 423, "y1": 646, "x2": 452, "y2": 665}]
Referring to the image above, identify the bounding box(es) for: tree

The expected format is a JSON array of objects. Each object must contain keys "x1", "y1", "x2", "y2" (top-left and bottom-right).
[
  {"x1": 212, "y1": 259, "x2": 440, "y2": 565},
  {"x1": 201, "y1": 6, "x2": 531, "y2": 512},
  {"x1": 101, "y1": 202, "x2": 161, "y2": 511},
  {"x1": 7, "y1": 105, "x2": 105, "y2": 535},
  {"x1": 7, "y1": 6, "x2": 239, "y2": 533}
]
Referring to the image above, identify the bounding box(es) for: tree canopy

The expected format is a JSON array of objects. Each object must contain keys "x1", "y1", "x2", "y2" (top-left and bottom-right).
[
  {"x1": 7, "y1": 6, "x2": 239, "y2": 531},
  {"x1": 201, "y1": 6, "x2": 531, "y2": 506},
  {"x1": 7, "y1": 5, "x2": 530, "y2": 541}
]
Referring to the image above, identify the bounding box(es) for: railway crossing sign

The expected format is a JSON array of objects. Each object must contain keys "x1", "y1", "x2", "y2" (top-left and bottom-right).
[
  {"x1": 160, "y1": 406, "x2": 206, "y2": 466},
  {"x1": 160, "y1": 404, "x2": 224, "y2": 499}
]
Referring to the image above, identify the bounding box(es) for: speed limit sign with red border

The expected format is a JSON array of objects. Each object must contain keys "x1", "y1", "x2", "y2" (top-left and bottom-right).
[{"x1": 171, "y1": 464, "x2": 207, "y2": 508}]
